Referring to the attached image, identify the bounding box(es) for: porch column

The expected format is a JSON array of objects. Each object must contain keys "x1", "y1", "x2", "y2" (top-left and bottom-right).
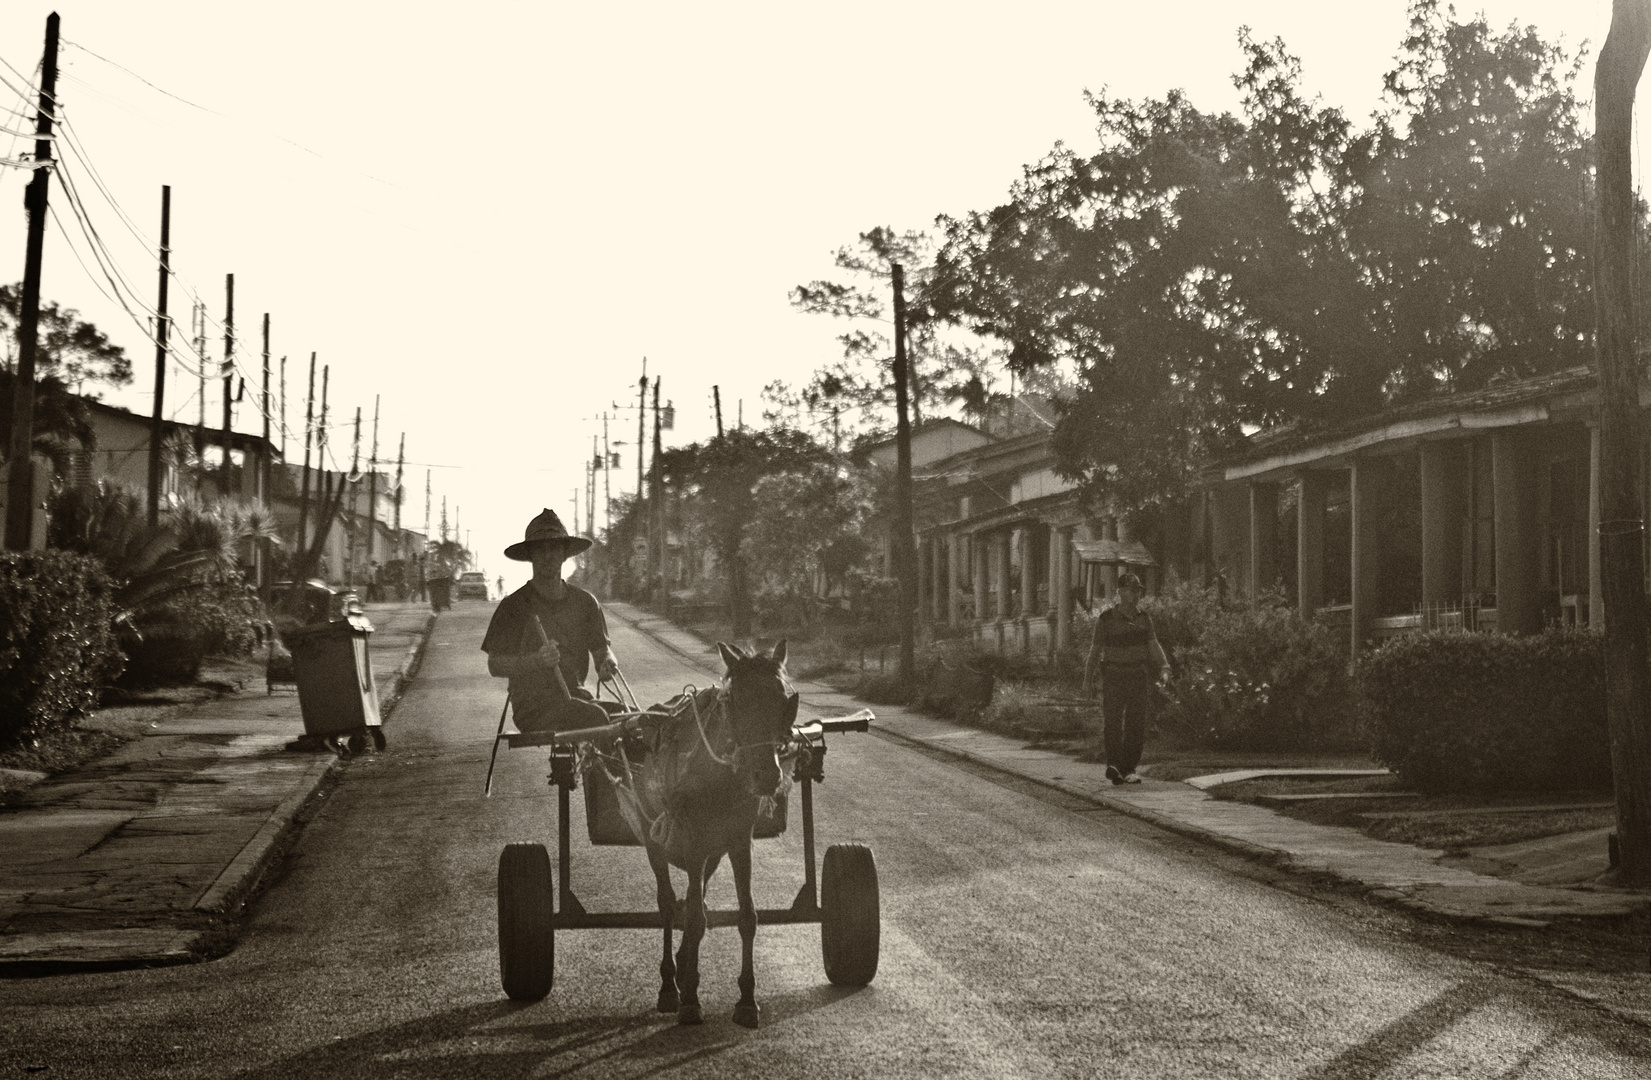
[
  {"x1": 1210, "y1": 484, "x2": 1249, "y2": 594},
  {"x1": 971, "y1": 533, "x2": 988, "y2": 622},
  {"x1": 1492, "y1": 429, "x2": 1541, "y2": 635},
  {"x1": 1350, "y1": 458, "x2": 1381, "y2": 652},
  {"x1": 1101, "y1": 517, "x2": 1119, "y2": 599},
  {"x1": 1590, "y1": 425, "x2": 1603, "y2": 629},
  {"x1": 993, "y1": 531, "x2": 1011, "y2": 619},
  {"x1": 1248, "y1": 481, "x2": 1278, "y2": 598},
  {"x1": 931, "y1": 535, "x2": 944, "y2": 620},
  {"x1": 948, "y1": 532, "x2": 964, "y2": 625},
  {"x1": 914, "y1": 539, "x2": 929, "y2": 625},
  {"x1": 1297, "y1": 472, "x2": 1326, "y2": 617},
  {"x1": 1055, "y1": 526, "x2": 1074, "y2": 650},
  {"x1": 1015, "y1": 525, "x2": 1035, "y2": 616},
  {"x1": 1419, "y1": 441, "x2": 1464, "y2": 614}
]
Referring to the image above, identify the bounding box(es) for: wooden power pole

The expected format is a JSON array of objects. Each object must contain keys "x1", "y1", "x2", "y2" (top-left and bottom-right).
[
  {"x1": 220, "y1": 273, "x2": 234, "y2": 496},
  {"x1": 1595, "y1": 0, "x2": 1651, "y2": 887},
  {"x1": 298, "y1": 353, "x2": 315, "y2": 552},
  {"x1": 146, "y1": 185, "x2": 171, "y2": 526},
  {"x1": 4, "y1": 13, "x2": 59, "y2": 551},
  {"x1": 891, "y1": 262, "x2": 917, "y2": 681},
  {"x1": 366, "y1": 394, "x2": 380, "y2": 563}
]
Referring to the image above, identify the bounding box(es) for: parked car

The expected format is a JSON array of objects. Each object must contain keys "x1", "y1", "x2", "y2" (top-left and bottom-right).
[{"x1": 456, "y1": 571, "x2": 490, "y2": 600}]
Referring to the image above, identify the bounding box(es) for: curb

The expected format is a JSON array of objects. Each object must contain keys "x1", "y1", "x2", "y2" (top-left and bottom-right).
[
  {"x1": 610, "y1": 604, "x2": 1646, "y2": 932},
  {"x1": 868, "y1": 723, "x2": 1292, "y2": 871},
  {"x1": 378, "y1": 612, "x2": 437, "y2": 721},
  {"x1": 192, "y1": 613, "x2": 438, "y2": 920},
  {"x1": 193, "y1": 753, "x2": 338, "y2": 915},
  {"x1": 0, "y1": 611, "x2": 439, "y2": 972}
]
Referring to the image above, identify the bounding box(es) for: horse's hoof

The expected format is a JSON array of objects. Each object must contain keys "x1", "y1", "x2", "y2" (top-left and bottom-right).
[
  {"x1": 677, "y1": 1003, "x2": 703, "y2": 1026},
  {"x1": 657, "y1": 988, "x2": 679, "y2": 1014},
  {"x1": 732, "y1": 1003, "x2": 761, "y2": 1029}
]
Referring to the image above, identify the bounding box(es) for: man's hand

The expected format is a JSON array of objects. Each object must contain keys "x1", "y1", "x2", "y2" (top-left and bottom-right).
[
  {"x1": 532, "y1": 638, "x2": 561, "y2": 671},
  {"x1": 595, "y1": 647, "x2": 619, "y2": 682}
]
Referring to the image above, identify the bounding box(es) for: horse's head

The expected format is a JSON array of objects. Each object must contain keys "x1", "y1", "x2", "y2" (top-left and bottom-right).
[{"x1": 717, "y1": 640, "x2": 800, "y2": 799}]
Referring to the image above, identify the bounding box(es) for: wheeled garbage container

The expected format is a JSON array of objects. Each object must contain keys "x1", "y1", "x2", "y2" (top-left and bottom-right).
[{"x1": 285, "y1": 611, "x2": 385, "y2": 754}]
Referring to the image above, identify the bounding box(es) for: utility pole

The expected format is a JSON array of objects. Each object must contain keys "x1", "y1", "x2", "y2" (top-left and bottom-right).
[
  {"x1": 258, "y1": 312, "x2": 271, "y2": 587},
  {"x1": 891, "y1": 262, "x2": 917, "y2": 681},
  {"x1": 393, "y1": 432, "x2": 405, "y2": 546},
  {"x1": 424, "y1": 469, "x2": 431, "y2": 543},
  {"x1": 194, "y1": 300, "x2": 205, "y2": 487},
  {"x1": 1595, "y1": 0, "x2": 1651, "y2": 888},
  {"x1": 347, "y1": 405, "x2": 361, "y2": 586},
  {"x1": 298, "y1": 353, "x2": 314, "y2": 552},
  {"x1": 220, "y1": 273, "x2": 234, "y2": 497},
  {"x1": 145, "y1": 185, "x2": 171, "y2": 526},
  {"x1": 651, "y1": 376, "x2": 664, "y2": 605},
  {"x1": 572, "y1": 485, "x2": 581, "y2": 537},
  {"x1": 260, "y1": 313, "x2": 270, "y2": 482},
  {"x1": 713, "y1": 384, "x2": 724, "y2": 438},
  {"x1": 4, "y1": 12, "x2": 59, "y2": 551},
  {"x1": 602, "y1": 412, "x2": 612, "y2": 533},
  {"x1": 279, "y1": 355, "x2": 287, "y2": 459},
  {"x1": 366, "y1": 395, "x2": 380, "y2": 564},
  {"x1": 636, "y1": 359, "x2": 647, "y2": 502}
]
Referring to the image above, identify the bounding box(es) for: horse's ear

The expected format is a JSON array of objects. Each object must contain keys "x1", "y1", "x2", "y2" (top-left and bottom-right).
[
  {"x1": 718, "y1": 642, "x2": 743, "y2": 669},
  {"x1": 772, "y1": 639, "x2": 787, "y2": 668},
  {"x1": 784, "y1": 692, "x2": 800, "y2": 727}
]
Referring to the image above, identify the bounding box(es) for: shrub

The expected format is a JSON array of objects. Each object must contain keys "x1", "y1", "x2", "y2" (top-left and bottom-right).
[
  {"x1": 1358, "y1": 628, "x2": 1610, "y2": 794},
  {"x1": 1156, "y1": 583, "x2": 1354, "y2": 752},
  {"x1": 0, "y1": 550, "x2": 124, "y2": 748},
  {"x1": 120, "y1": 584, "x2": 265, "y2": 688}
]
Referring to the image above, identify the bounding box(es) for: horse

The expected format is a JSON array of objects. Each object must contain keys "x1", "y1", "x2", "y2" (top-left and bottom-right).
[{"x1": 630, "y1": 640, "x2": 799, "y2": 1028}]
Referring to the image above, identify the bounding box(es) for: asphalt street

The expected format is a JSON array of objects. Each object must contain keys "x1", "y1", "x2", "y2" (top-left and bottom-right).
[{"x1": 2, "y1": 601, "x2": 1648, "y2": 1079}]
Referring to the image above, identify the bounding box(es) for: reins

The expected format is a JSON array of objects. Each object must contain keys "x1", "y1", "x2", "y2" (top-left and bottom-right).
[{"x1": 689, "y1": 682, "x2": 795, "y2": 772}]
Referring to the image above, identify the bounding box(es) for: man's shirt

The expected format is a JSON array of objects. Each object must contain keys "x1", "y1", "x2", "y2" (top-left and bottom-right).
[
  {"x1": 1090, "y1": 605, "x2": 1158, "y2": 670},
  {"x1": 481, "y1": 582, "x2": 611, "y2": 723}
]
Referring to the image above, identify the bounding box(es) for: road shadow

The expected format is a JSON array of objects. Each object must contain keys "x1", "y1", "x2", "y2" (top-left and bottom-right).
[{"x1": 226, "y1": 985, "x2": 869, "y2": 1079}]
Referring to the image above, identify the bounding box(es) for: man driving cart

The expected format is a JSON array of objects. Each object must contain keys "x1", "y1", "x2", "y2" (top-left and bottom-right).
[{"x1": 482, "y1": 508, "x2": 620, "y2": 732}]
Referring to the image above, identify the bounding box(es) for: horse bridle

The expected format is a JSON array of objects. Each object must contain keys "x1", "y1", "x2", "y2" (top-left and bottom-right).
[{"x1": 691, "y1": 683, "x2": 794, "y2": 771}]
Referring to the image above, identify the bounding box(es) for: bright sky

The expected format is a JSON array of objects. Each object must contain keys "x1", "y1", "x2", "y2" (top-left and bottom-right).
[{"x1": 0, "y1": 1, "x2": 1620, "y2": 588}]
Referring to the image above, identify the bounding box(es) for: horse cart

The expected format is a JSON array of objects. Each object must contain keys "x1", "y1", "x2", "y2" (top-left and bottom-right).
[{"x1": 487, "y1": 647, "x2": 880, "y2": 1026}]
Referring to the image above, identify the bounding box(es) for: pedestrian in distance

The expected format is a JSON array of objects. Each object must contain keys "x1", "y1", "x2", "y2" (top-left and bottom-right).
[
  {"x1": 481, "y1": 508, "x2": 619, "y2": 733},
  {"x1": 1082, "y1": 571, "x2": 1171, "y2": 784}
]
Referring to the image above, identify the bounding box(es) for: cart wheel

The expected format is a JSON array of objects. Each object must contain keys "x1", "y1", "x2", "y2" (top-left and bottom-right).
[
  {"x1": 346, "y1": 732, "x2": 367, "y2": 756},
  {"x1": 820, "y1": 843, "x2": 879, "y2": 986},
  {"x1": 498, "y1": 842, "x2": 555, "y2": 1000},
  {"x1": 370, "y1": 728, "x2": 387, "y2": 751}
]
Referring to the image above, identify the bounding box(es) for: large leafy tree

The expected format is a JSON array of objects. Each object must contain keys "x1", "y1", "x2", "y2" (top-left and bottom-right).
[
  {"x1": 926, "y1": 1, "x2": 1596, "y2": 511},
  {"x1": 661, "y1": 427, "x2": 832, "y2": 637},
  {"x1": 747, "y1": 460, "x2": 874, "y2": 626},
  {"x1": 786, "y1": 227, "x2": 1000, "y2": 439},
  {"x1": 0, "y1": 283, "x2": 133, "y2": 467}
]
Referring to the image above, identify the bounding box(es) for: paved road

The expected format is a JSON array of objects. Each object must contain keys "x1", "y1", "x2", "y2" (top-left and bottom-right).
[{"x1": 2, "y1": 602, "x2": 1648, "y2": 1078}]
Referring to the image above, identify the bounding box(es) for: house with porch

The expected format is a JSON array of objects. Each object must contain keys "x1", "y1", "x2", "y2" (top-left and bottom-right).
[{"x1": 892, "y1": 367, "x2": 1611, "y2": 658}]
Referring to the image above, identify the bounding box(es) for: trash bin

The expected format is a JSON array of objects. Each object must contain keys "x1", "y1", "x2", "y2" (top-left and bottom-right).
[{"x1": 285, "y1": 611, "x2": 384, "y2": 752}]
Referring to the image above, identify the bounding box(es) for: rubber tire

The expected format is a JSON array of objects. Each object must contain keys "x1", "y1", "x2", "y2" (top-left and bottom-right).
[
  {"x1": 498, "y1": 842, "x2": 555, "y2": 1000},
  {"x1": 346, "y1": 732, "x2": 367, "y2": 756},
  {"x1": 820, "y1": 843, "x2": 879, "y2": 986}
]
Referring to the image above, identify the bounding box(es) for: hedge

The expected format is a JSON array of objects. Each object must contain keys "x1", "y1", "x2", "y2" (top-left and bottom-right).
[
  {"x1": 0, "y1": 550, "x2": 124, "y2": 748},
  {"x1": 1153, "y1": 583, "x2": 1356, "y2": 752},
  {"x1": 1358, "y1": 628, "x2": 1610, "y2": 794}
]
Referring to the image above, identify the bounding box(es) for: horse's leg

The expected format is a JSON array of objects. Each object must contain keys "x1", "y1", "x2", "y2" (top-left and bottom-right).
[
  {"x1": 647, "y1": 845, "x2": 678, "y2": 1014},
  {"x1": 729, "y1": 838, "x2": 760, "y2": 1028},
  {"x1": 675, "y1": 859, "x2": 707, "y2": 1025}
]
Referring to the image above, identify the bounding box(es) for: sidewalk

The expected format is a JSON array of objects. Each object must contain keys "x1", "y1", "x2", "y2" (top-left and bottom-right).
[
  {"x1": 606, "y1": 602, "x2": 1648, "y2": 929},
  {"x1": 0, "y1": 601, "x2": 438, "y2": 971}
]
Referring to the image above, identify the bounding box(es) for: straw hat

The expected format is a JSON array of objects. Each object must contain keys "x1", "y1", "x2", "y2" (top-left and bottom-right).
[{"x1": 503, "y1": 508, "x2": 593, "y2": 561}]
